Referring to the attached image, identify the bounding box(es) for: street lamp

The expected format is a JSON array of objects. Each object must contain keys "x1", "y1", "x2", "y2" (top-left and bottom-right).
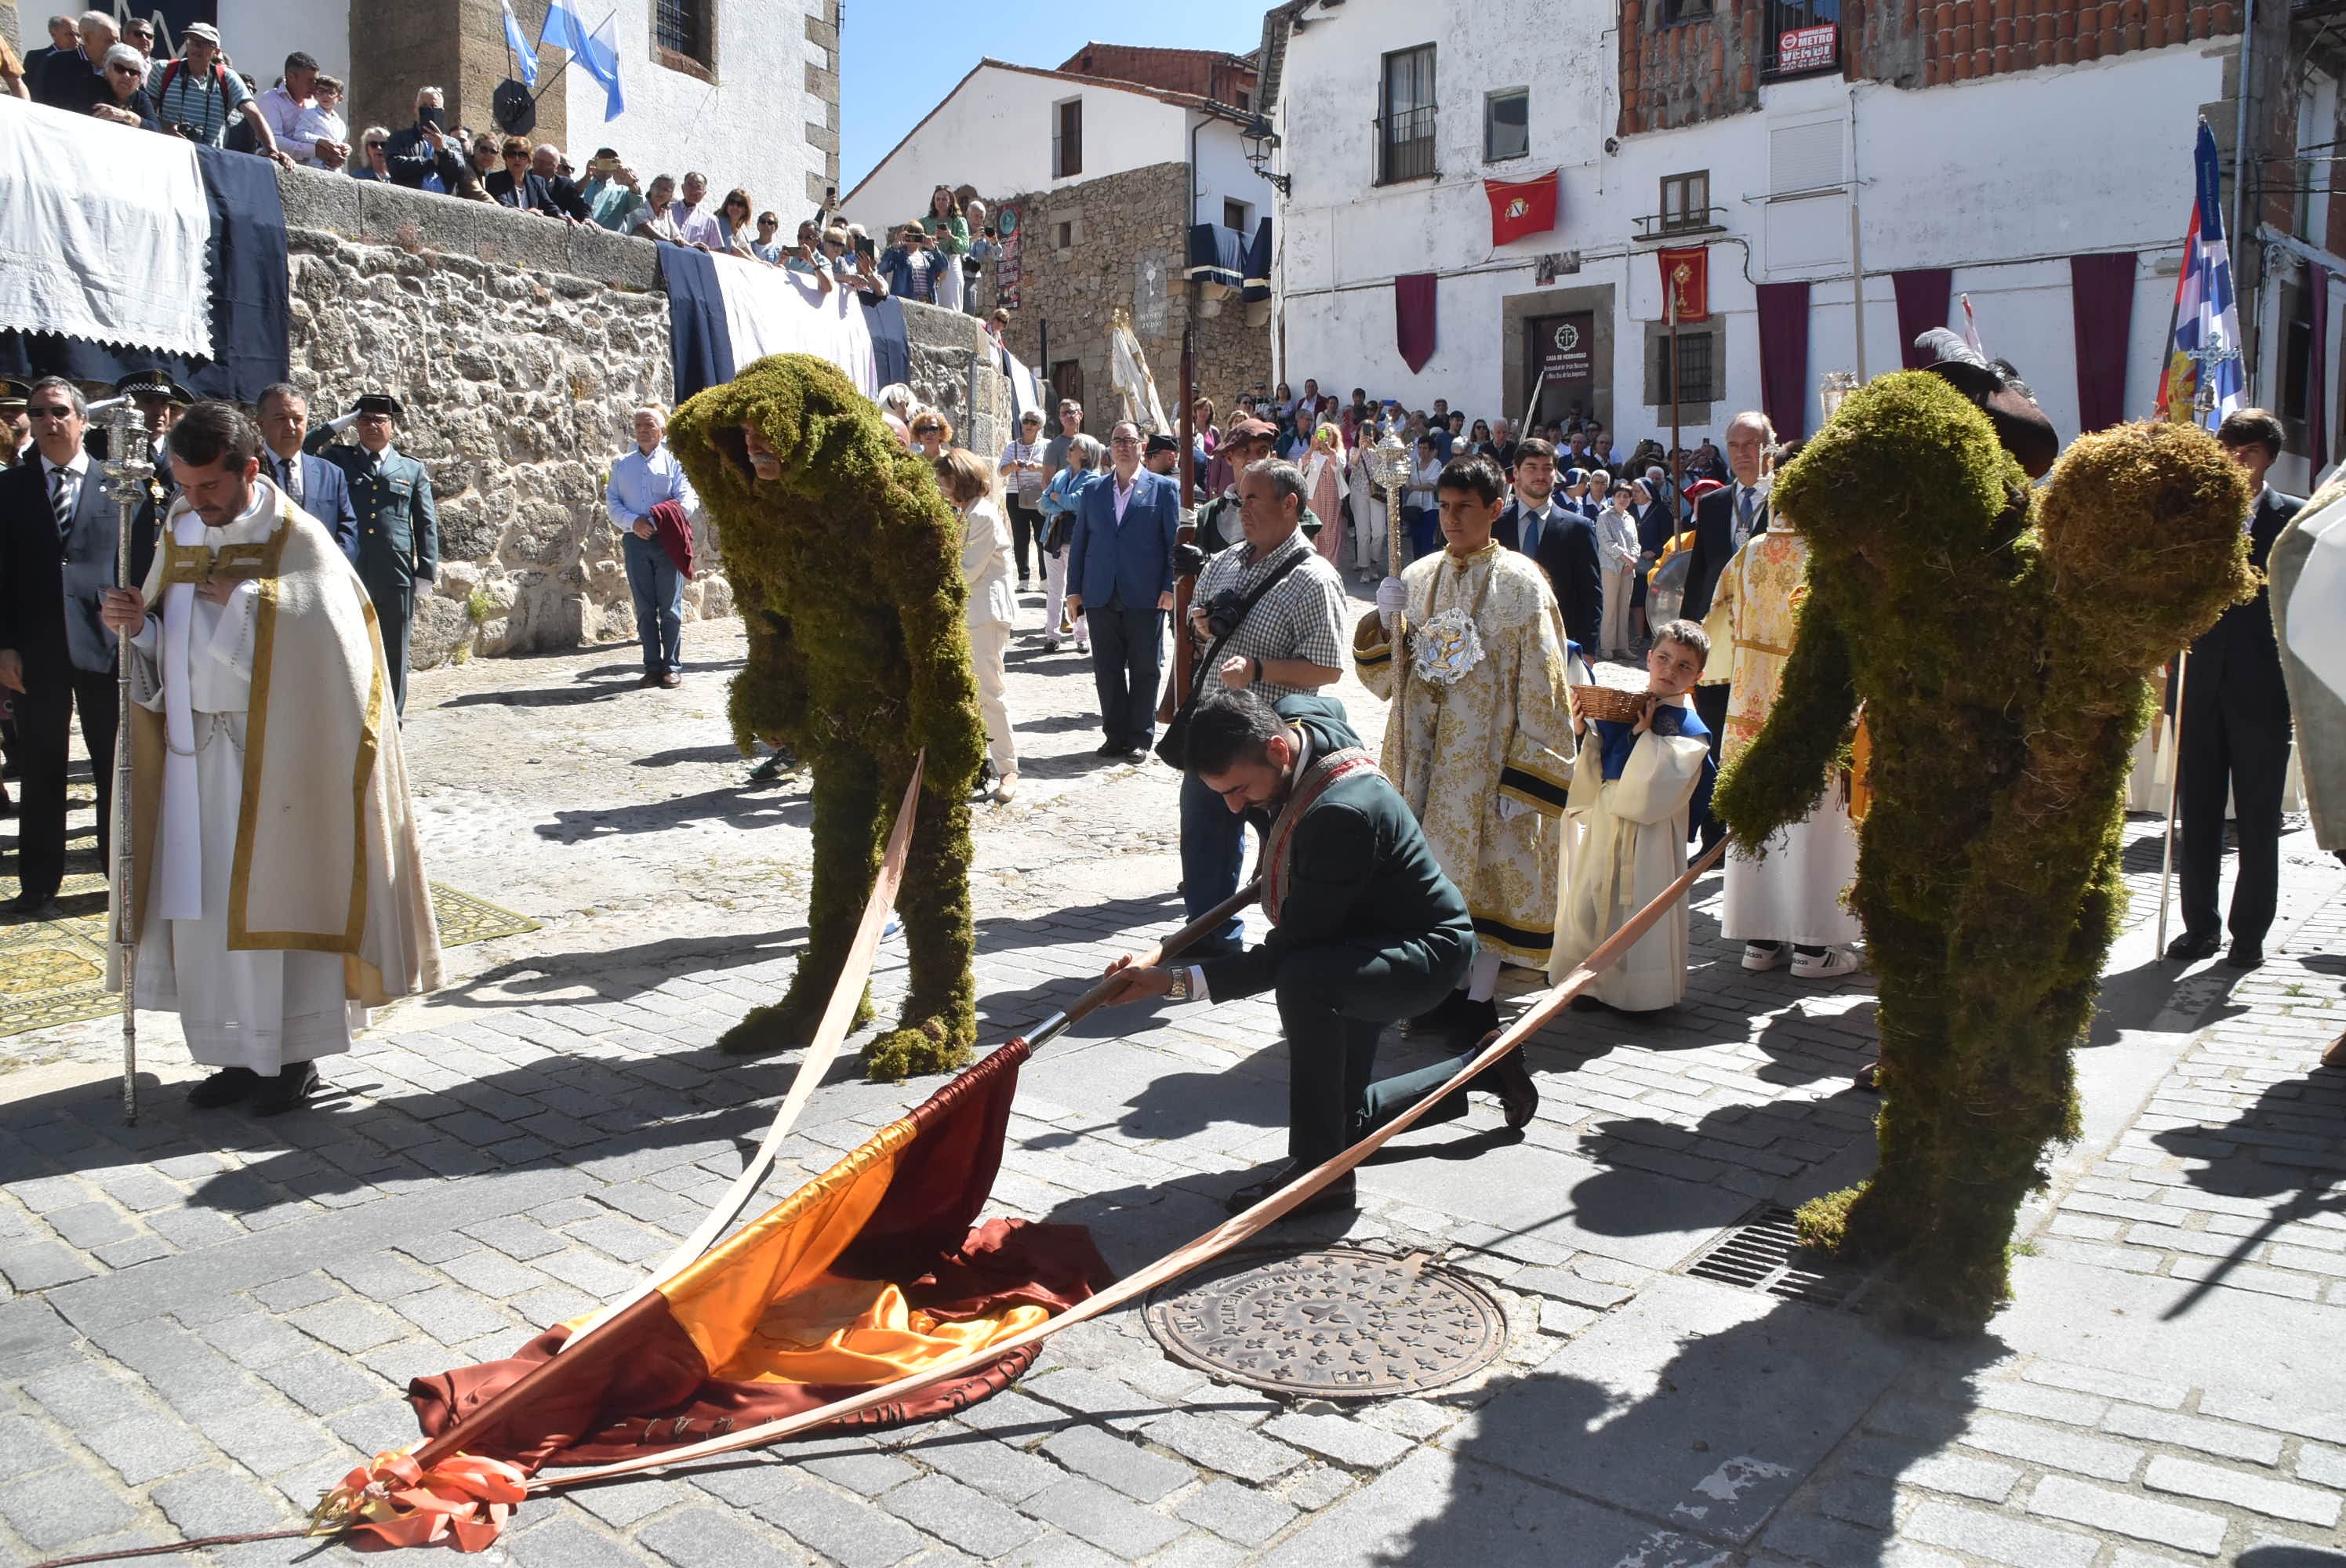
[{"x1": 1241, "y1": 117, "x2": 1291, "y2": 198}]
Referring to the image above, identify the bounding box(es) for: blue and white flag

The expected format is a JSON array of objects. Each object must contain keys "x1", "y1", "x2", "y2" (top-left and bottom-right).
[
  {"x1": 502, "y1": 0, "x2": 538, "y2": 89},
  {"x1": 2159, "y1": 118, "x2": 2244, "y2": 429},
  {"x1": 538, "y1": 0, "x2": 590, "y2": 56},
  {"x1": 660, "y1": 247, "x2": 887, "y2": 404},
  {"x1": 579, "y1": 13, "x2": 624, "y2": 122}
]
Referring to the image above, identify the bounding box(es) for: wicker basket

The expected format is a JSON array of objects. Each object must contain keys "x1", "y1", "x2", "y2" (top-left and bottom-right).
[{"x1": 1571, "y1": 684, "x2": 1650, "y2": 726}]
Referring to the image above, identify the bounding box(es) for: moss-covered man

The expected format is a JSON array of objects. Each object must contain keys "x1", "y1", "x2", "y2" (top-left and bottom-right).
[
  {"x1": 669, "y1": 355, "x2": 987, "y2": 1080},
  {"x1": 1712, "y1": 344, "x2": 2257, "y2": 1327}
]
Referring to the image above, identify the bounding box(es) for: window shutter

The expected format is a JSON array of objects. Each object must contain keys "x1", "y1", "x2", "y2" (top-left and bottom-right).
[{"x1": 1768, "y1": 121, "x2": 1843, "y2": 195}]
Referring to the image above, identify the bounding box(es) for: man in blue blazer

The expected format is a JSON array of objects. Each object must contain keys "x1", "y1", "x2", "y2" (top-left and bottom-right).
[
  {"x1": 255, "y1": 383, "x2": 360, "y2": 561},
  {"x1": 0, "y1": 378, "x2": 158, "y2": 912},
  {"x1": 1065, "y1": 419, "x2": 1180, "y2": 760}
]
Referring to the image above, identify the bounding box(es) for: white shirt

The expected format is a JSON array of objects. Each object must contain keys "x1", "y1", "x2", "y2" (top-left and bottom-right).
[
  {"x1": 1515, "y1": 495, "x2": 1560, "y2": 557},
  {"x1": 269, "y1": 448, "x2": 304, "y2": 506},
  {"x1": 1112, "y1": 471, "x2": 1140, "y2": 524},
  {"x1": 606, "y1": 442, "x2": 697, "y2": 528},
  {"x1": 256, "y1": 84, "x2": 314, "y2": 161},
  {"x1": 41, "y1": 450, "x2": 89, "y2": 524}
]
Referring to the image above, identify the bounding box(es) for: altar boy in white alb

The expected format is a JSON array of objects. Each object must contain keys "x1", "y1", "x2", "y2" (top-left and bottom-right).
[{"x1": 102, "y1": 402, "x2": 441, "y2": 1115}]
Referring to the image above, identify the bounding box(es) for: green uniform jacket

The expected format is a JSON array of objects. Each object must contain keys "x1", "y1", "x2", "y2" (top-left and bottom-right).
[
  {"x1": 1199, "y1": 695, "x2": 1474, "y2": 1001},
  {"x1": 304, "y1": 430, "x2": 439, "y2": 588}
]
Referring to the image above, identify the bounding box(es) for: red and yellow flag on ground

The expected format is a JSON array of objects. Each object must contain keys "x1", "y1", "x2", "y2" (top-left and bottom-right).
[{"x1": 401, "y1": 1039, "x2": 1109, "y2": 1475}]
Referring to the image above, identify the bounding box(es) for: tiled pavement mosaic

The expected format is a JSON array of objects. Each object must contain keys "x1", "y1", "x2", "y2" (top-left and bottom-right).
[{"x1": 2, "y1": 636, "x2": 2344, "y2": 1565}]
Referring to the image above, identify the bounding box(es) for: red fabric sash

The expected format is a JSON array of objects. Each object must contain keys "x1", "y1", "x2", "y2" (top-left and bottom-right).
[{"x1": 1260, "y1": 746, "x2": 1379, "y2": 925}]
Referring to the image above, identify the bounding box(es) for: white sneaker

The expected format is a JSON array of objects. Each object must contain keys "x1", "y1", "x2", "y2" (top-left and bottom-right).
[
  {"x1": 992, "y1": 773, "x2": 1018, "y2": 804},
  {"x1": 1741, "y1": 942, "x2": 1783, "y2": 971},
  {"x1": 1791, "y1": 946, "x2": 1862, "y2": 980}
]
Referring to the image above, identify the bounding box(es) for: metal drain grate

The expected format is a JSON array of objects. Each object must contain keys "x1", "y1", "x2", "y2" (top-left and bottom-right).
[{"x1": 1684, "y1": 1205, "x2": 1863, "y2": 1308}]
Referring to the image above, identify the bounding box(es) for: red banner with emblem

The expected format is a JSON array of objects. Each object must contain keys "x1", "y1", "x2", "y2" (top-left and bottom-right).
[
  {"x1": 1658, "y1": 245, "x2": 1709, "y2": 323},
  {"x1": 1484, "y1": 171, "x2": 1560, "y2": 247}
]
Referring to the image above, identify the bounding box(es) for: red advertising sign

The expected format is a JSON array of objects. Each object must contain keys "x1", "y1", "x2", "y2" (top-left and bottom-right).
[{"x1": 1778, "y1": 23, "x2": 1837, "y2": 71}]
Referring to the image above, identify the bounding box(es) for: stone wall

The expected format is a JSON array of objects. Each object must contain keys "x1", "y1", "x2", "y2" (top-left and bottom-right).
[
  {"x1": 985, "y1": 161, "x2": 1270, "y2": 437},
  {"x1": 273, "y1": 165, "x2": 1004, "y2": 671}
]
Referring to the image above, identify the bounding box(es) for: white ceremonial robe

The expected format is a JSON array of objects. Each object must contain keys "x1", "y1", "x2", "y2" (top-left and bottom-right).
[
  {"x1": 129, "y1": 486, "x2": 366, "y2": 1070},
  {"x1": 1701, "y1": 522, "x2": 1865, "y2": 949},
  {"x1": 1719, "y1": 782, "x2": 1865, "y2": 948},
  {"x1": 1551, "y1": 711, "x2": 1712, "y2": 1011}
]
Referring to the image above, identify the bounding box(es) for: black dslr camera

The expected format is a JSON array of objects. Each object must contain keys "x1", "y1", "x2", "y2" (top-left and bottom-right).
[{"x1": 1196, "y1": 585, "x2": 1248, "y2": 641}]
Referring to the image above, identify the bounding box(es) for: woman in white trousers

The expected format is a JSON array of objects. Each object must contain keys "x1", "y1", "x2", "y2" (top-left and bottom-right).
[
  {"x1": 1597, "y1": 481, "x2": 1644, "y2": 662},
  {"x1": 938, "y1": 447, "x2": 1019, "y2": 802}
]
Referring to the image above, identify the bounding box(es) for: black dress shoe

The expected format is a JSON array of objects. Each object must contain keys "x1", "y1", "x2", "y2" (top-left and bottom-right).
[
  {"x1": 1094, "y1": 740, "x2": 1121, "y2": 757},
  {"x1": 1226, "y1": 1166, "x2": 1358, "y2": 1218},
  {"x1": 4, "y1": 889, "x2": 58, "y2": 916},
  {"x1": 251, "y1": 1062, "x2": 319, "y2": 1116},
  {"x1": 187, "y1": 1066, "x2": 260, "y2": 1109},
  {"x1": 2166, "y1": 931, "x2": 2221, "y2": 961},
  {"x1": 2225, "y1": 941, "x2": 2264, "y2": 970},
  {"x1": 1487, "y1": 1042, "x2": 1539, "y2": 1130}
]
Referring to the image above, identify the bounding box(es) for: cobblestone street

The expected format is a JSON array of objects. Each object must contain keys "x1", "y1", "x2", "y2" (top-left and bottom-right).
[{"x1": 2, "y1": 600, "x2": 2343, "y2": 1568}]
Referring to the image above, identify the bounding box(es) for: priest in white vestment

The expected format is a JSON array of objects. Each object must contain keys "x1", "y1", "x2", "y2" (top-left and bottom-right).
[
  {"x1": 102, "y1": 402, "x2": 441, "y2": 1115},
  {"x1": 1698, "y1": 508, "x2": 1865, "y2": 980}
]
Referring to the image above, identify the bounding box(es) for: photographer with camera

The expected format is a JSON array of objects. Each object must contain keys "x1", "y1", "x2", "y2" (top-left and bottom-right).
[
  {"x1": 1169, "y1": 457, "x2": 1348, "y2": 958},
  {"x1": 150, "y1": 24, "x2": 291, "y2": 165}
]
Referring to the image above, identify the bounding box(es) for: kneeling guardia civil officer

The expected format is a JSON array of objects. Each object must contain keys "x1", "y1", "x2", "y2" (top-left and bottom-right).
[{"x1": 1099, "y1": 687, "x2": 1538, "y2": 1215}]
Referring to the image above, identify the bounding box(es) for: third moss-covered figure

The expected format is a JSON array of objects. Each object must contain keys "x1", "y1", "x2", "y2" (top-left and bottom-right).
[
  {"x1": 1712, "y1": 365, "x2": 2256, "y2": 1327},
  {"x1": 669, "y1": 354, "x2": 986, "y2": 1080}
]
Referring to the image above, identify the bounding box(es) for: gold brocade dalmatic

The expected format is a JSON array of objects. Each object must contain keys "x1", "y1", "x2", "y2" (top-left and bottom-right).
[
  {"x1": 1354, "y1": 542, "x2": 1578, "y2": 966},
  {"x1": 122, "y1": 494, "x2": 441, "y2": 1006},
  {"x1": 1700, "y1": 528, "x2": 1812, "y2": 766}
]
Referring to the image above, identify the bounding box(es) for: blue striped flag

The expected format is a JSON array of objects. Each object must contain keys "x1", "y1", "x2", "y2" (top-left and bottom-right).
[
  {"x1": 2158, "y1": 118, "x2": 2244, "y2": 428},
  {"x1": 501, "y1": 0, "x2": 537, "y2": 88}
]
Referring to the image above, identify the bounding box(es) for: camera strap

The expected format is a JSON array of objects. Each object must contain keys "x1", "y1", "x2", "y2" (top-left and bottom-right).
[{"x1": 1186, "y1": 542, "x2": 1310, "y2": 706}]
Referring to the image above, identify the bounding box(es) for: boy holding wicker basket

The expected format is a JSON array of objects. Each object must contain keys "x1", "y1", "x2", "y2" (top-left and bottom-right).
[{"x1": 1549, "y1": 620, "x2": 1718, "y2": 1011}]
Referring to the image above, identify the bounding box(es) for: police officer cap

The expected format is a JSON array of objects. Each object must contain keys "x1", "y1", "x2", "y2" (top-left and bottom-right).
[
  {"x1": 115, "y1": 369, "x2": 194, "y2": 405},
  {"x1": 352, "y1": 394, "x2": 405, "y2": 419},
  {"x1": 0, "y1": 379, "x2": 29, "y2": 408},
  {"x1": 1143, "y1": 431, "x2": 1180, "y2": 457}
]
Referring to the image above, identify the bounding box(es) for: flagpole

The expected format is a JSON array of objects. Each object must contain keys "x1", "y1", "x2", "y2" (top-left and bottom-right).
[
  {"x1": 1668, "y1": 273, "x2": 1681, "y2": 459},
  {"x1": 2156, "y1": 650, "x2": 2190, "y2": 956}
]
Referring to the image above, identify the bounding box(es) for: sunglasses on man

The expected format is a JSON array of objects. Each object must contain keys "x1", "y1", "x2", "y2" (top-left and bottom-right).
[{"x1": 29, "y1": 405, "x2": 75, "y2": 419}]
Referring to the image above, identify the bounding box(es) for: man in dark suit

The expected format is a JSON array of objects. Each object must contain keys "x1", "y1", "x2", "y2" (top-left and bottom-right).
[
  {"x1": 1493, "y1": 437, "x2": 1601, "y2": 655},
  {"x1": 1098, "y1": 688, "x2": 1532, "y2": 1214},
  {"x1": 21, "y1": 15, "x2": 78, "y2": 95},
  {"x1": 307, "y1": 394, "x2": 438, "y2": 714},
  {"x1": 1680, "y1": 410, "x2": 1774, "y2": 848},
  {"x1": 2168, "y1": 408, "x2": 2300, "y2": 970},
  {"x1": 0, "y1": 377, "x2": 155, "y2": 912},
  {"x1": 529, "y1": 145, "x2": 594, "y2": 223},
  {"x1": 1065, "y1": 419, "x2": 1180, "y2": 761},
  {"x1": 254, "y1": 383, "x2": 359, "y2": 561}
]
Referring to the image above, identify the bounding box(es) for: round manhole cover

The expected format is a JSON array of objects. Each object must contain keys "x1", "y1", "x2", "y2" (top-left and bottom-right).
[{"x1": 1142, "y1": 1247, "x2": 1509, "y2": 1399}]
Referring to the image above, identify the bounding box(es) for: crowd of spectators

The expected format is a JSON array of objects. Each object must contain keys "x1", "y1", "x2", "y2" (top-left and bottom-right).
[
  {"x1": 10, "y1": 15, "x2": 988, "y2": 310},
  {"x1": 1171, "y1": 379, "x2": 1738, "y2": 665}
]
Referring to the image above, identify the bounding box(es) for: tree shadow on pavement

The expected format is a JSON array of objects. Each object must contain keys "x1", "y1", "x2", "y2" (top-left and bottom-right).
[
  {"x1": 438, "y1": 664, "x2": 648, "y2": 709},
  {"x1": 2148, "y1": 1066, "x2": 2346, "y2": 1317},
  {"x1": 1345, "y1": 1294, "x2": 2000, "y2": 1568}
]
